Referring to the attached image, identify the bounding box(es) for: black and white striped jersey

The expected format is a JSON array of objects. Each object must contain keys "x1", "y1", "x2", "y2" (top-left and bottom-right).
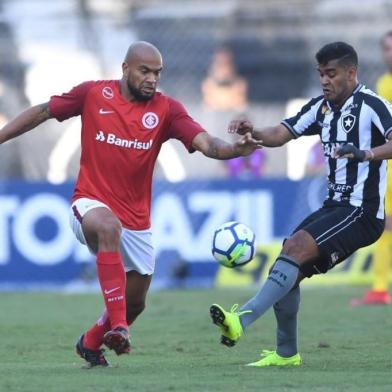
[{"x1": 282, "y1": 84, "x2": 392, "y2": 219}]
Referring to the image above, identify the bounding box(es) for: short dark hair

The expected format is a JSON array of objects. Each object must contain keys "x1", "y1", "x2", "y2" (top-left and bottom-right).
[{"x1": 316, "y1": 42, "x2": 358, "y2": 67}]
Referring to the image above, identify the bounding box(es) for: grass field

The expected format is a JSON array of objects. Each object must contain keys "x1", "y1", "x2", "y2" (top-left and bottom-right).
[{"x1": 0, "y1": 287, "x2": 391, "y2": 392}]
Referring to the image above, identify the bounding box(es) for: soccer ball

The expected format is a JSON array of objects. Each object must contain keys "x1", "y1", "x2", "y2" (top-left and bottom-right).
[{"x1": 212, "y1": 221, "x2": 256, "y2": 268}]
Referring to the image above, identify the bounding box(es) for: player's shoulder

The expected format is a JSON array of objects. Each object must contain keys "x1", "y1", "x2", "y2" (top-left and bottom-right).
[
  {"x1": 69, "y1": 79, "x2": 118, "y2": 99},
  {"x1": 299, "y1": 95, "x2": 324, "y2": 113},
  {"x1": 83, "y1": 79, "x2": 118, "y2": 95},
  {"x1": 304, "y1": 95, "x2": 324, "y2": 107},
  {"x1": 310, "y1": 94, "x2": 324, "y2": 103},
  {"x1": 358, "y1": 85, "x2": 392, "y2": 110},
  {"x1": 157, "y1": 92, "x2": 181, "y2": 105},
  {"x1": 156, "y1": 92, "x2": 188, "y2": 114}
]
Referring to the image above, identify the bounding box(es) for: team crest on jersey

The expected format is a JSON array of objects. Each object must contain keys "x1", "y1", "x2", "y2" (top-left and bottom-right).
[
  {"x1": 142, "y1": 112, "x2": 159, "y2": 129},
  {"x1": 341, "y1": 113, "x2": 356, "y2": 133},
  {"x1": 102, "y1": 87, "x2": 114, "y2": 99}
]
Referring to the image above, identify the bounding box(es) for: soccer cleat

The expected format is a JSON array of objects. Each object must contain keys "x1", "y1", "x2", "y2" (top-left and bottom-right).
[
  {"x1": 246, "y1": 349, "x2": 302, "y2": 367},
  {"x1": 103, "y1": 327, "x2": 131, "y2": 355},
  {"x1": 76, "y1": 334, "x2": 110, "y2": 368},
  {"x1": 350, "y1": 290, "x2": 391, "y2": 306},
  {"x1": 209, "y1": 303, "x2": 250, "y2": 347}
]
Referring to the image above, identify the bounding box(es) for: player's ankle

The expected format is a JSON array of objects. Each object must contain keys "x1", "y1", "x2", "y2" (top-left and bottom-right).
[{"x1": 113, "y1": 324, "x2": 128, "y2": 331}]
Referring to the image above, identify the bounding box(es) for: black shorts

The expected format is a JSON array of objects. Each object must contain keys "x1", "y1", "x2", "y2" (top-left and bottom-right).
[{"x1": 290, "y1": 202, "x2": 384, "y2": 277}]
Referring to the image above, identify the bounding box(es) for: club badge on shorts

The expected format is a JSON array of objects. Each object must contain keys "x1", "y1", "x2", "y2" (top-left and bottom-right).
[{"x1": 142, "y1": 112, "x2": 159, "y2": 129}]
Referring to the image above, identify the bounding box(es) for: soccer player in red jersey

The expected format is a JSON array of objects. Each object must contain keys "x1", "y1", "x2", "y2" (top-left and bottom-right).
[{"x1": 0, "y1": 41, "x2": 261, "y2": 367}]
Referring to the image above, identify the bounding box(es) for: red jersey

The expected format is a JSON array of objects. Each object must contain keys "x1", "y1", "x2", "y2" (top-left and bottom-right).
[{"x1": 49, "y1": 80, "x2": 205, "y2": 230}]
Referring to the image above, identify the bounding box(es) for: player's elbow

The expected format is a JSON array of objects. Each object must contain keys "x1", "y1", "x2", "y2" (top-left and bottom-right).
[
  {"x1": 263, "y1": 138, "x2": 286, "y2": 148},
  {"x1": 266, "y1": 125, "x2": 292, "y2": 147},
  {"x1": 272, "y1": 139, "x2": 286, "y2": 147}
]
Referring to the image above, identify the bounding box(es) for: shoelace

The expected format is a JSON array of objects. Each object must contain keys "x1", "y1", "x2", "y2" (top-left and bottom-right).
[{"x1": 230, "y1": 304, "x2": 252, "y2": 316}]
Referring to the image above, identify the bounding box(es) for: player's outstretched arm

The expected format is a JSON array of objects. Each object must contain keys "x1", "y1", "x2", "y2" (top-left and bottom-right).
[
  {"x1": 0, "y1": 102, "x2": 51, "y2": 145},
  {"x1": 192, "y1": 131, "x2": 263, "y2": 160},
  {"x1": 228, "y1": 120, "x2": 293, "y2": 147}
]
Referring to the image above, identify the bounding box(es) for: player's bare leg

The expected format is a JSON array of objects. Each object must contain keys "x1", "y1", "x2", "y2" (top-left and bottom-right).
[
  {"x1": 125, "y1": 270, "x2": 152, "y2": 326},
  {"x1": 82, "y1": 207, "x2": 130, "y2": 355},
  {"x1": 80, "y1": 271, "x2": 151, "y2": 357}
]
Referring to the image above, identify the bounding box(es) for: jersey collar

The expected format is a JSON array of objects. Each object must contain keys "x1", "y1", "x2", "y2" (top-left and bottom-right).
[{"x1": 326, "y1": 83, "x2": 363, "y2": 112}]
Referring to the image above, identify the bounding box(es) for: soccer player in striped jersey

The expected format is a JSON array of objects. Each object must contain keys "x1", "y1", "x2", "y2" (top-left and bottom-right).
[
  {"x1": 210, "y1": 42, "x2": 392, "y2": 367},
  {"x1": 351, "y1": 31, "x2": 392, "y2": 305},
  {"x1": 0, "y1": 41, "x2": 262, "y2": 368}
]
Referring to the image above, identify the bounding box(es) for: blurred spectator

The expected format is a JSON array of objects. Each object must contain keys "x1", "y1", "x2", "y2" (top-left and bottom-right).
[
  {"x1": 202, "y1": 46, "x2": 266, "y2": 177},
  {"x1": 376, "y1": 31, "x2": 392, "y2": 102},
  {"x1": 226, "y1": 150, "x2": 266, "y2": 179},
  {"x1": 305, "y1": 141, "x2": 326, "y2": 177},
  {"x1": 202, "y1": 46, "x2": 248, "y2": 113},
  {"x1": 351, "y1": 31, "x2": 392, "y2": 306}
]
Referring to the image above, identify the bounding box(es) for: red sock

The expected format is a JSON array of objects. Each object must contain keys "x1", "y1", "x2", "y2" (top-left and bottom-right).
[
  {"x1": 84, "y1": 309, "x2": 111, "y2": 350},
  {"x1": 96, "y1": 251, "x2": 127, "y2": 330},
  {"x1": 84, "y1": 310, "x2": 136, "y2": 350}
]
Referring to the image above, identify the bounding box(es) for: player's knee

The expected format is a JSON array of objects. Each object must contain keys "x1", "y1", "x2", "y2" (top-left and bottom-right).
[
  {"x1": 282, "y1": 235, "x2": 303, "y2": 260},
  {"x1": 96, "y1": 218, "x2": 122, "y2": 248},
  {"x1": 282, "y1": 231, "x2": 316, "y2": 263}
]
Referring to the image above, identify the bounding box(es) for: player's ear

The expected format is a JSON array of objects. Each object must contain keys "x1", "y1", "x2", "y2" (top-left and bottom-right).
[
  {"x1": 347, "y1": 65, "x2": 357, "y2": 81},
  {"x1": 122, "y1": 62, "x2": 129, "y2": 76}
]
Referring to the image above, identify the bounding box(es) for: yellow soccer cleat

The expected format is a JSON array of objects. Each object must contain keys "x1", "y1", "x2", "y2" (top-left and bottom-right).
[
  {"x1": 246, "y1": 349, "x2": 302, "y2": 367},
  {"x1": 209, "y1": 303, "x2": 251, "y2": 347}
]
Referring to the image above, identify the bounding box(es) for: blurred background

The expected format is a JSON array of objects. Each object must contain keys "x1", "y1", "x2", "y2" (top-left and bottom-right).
[{"x1": 0, "y1": 0, "x2": 391, "y2": 290}]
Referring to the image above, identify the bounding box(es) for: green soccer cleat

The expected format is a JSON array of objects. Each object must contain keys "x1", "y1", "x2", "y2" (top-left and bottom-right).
[
  {"x1": 209, "y1": 303, "x2": 251, "y2": 347},
  {"x1": 246, "y1": 349, "x2": 302, "y2": 367}
]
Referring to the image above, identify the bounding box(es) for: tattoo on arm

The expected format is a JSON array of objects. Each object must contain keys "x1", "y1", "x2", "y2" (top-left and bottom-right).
[
  {"x1": 38, "y1": 102, "x2": 51, "y2": 120},
  {"x1": 206, "y1": 137, "x2": 233, "y2": 159}
]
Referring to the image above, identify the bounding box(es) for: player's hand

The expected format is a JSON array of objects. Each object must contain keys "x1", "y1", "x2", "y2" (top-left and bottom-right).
[
  {"x1": 234, "y1": 132, "x2": 263, "y2": 156},
  {"x1": 228, "y1": 119, "x2": 254, "y2": 135},
  {"x1": 333, "y1": 144, "x2": 368, "y2": 162}
]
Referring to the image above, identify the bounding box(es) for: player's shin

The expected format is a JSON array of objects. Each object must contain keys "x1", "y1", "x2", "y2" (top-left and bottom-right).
[
  {"x1": 273, "y1": 286, "x2": 300, "y2": 357},
  {"x1": 96, "y1": 252, "x2": 128, "y2": 330},
  {"x1": 240, "y1": 255, "x2": 299, "y2": 329}
]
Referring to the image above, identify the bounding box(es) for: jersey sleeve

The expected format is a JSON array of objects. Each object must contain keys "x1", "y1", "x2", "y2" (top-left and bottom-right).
[
  {"x1": 281, "y1": 97, "x2": 323, "y2": 138},
  {"x1": 48, "y1": 81, "x2": 96, "y2": 122},
  {"x1": 166, "y1": 98, "x2": 205, "y2": 152},
  {"x1": 364, "y1": 93, "x2": 392, "y2": 139}
]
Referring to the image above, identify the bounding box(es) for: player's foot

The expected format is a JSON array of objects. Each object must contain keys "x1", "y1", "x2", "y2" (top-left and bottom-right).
[
  {"x1": 246, "y1": 349, "x2": 302, "y2": 367},
  {"x1": 350, "y1": 290, "x2": 391, "y2": 306},
  {"x1": 209, "y1": 303, "x2": 250, "y2": 347},
  {"x1": 76, "y1": 334, "x2": 110, "y2": 368},
  {"x1": 103, "y1": 327, "x2": 131, "y2": 355}
]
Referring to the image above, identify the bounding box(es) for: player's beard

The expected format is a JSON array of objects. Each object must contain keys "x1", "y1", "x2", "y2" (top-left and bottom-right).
[{"x1": 127, "y1": 80, "x2": 155, "y2": 102}]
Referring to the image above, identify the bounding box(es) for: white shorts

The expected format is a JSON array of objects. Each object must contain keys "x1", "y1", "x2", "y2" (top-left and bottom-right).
[{"x1": 69, "y1": 197, "x2": 155, "y2": 275}]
